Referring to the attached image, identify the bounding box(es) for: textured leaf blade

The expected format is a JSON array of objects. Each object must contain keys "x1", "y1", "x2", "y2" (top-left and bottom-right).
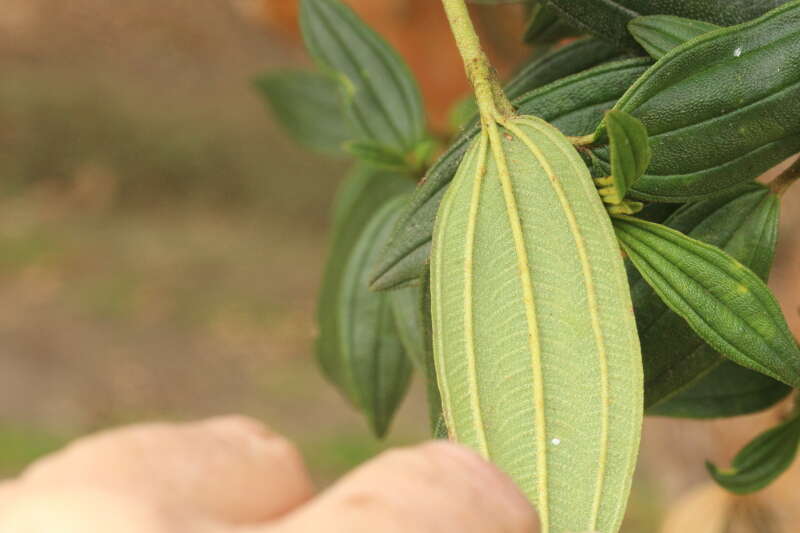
[
  {"x1": 299, "y1": 0, "x2": 425, "y2": 154},
  {"x1": 628, "y1": 15, "x2": 719, "y2": 59},
  {"x1": 315, "y1": 166, "x2": 413, "y2": 424},
  {"x1": 524, "y1": 1, "x2": 582, "y2": 44},
  {"x1": 614, "y1": 215, "x2": 800, "y2": 389},
  {"x1": 420, "y1": 268, "x2": 444, "y2": 433},
  {"x1": 548, "y1": 0, "x2": 793, "y2": 49},
  {"x1": 432, "y1": 118, "x2": 642, "y2": 533},
  {"x1": 631, "y1": 185, "x2": 782, "y2": 408},
  {"x1": 345, "y1": 140, "x2": 408, "y2": 170},
  {"x1": 338, "y1": 194, "x2": 415, "y2": 437},
  {"x1": 450, "y1": 37, "x2": 630, "y2": 136},
  {"x1": 371, "y1": 58, "x2": 651, "y2": 290},
  {"x1": 600, "y1": 110, "x2": 651, "y2": 204},
  {"x1": 648, "y1": 360, "x2": 791, "y2": 418},
  {"x1": 707, "y1": 412, "x2": 800, "y2": 493},
  {"x1": 505, "y1": 38, "x2": 632, "y2": 102},
  {"x1": 253, "y1": 70, "x2": 350, "y2": 156},
  {"x1": 594, "y1": 3, "x2": 800, "y2": 201},
  {"x1": 388, "y1": 284, "x2": 426, "y2": 369}
]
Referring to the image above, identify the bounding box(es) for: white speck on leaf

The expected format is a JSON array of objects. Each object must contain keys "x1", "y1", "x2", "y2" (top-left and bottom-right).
[
  {"x1": 552, "y1": 438, "x2": 561, "y2": 446},
  {"x1": 734, "y1": 47, "x2": 743, "y2": 57}
]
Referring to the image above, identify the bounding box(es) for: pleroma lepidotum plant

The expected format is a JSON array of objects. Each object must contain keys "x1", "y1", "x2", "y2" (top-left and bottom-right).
[{"x1": 258, "y1": 0, "x2": 800, "y2": 531}]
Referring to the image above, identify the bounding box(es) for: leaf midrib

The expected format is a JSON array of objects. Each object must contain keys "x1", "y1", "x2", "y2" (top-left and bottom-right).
[{"x1": 506, "y1": 117, "x2": 612, "y2": 530}]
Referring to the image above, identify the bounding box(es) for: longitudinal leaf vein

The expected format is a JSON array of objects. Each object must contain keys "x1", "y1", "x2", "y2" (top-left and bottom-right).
[
  {"x1": 506, "y1": 118, "x2": 611, "y2": 530},
  {"x1": 485, "y1": 121, "x2": 549, "y2": 529}
]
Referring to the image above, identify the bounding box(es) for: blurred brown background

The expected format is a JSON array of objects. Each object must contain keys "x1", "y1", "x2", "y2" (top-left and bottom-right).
[{"x1": 0, "y1": 0, "x2": 799, "y2": 530}]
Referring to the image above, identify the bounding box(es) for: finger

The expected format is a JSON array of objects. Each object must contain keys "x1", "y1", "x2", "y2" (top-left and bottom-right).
[
  {"x1": 19, "y1": 416, "x2": 314, "y2": 524},
  {"x1": 0, "y1": 486, "x2": 222, "y2": 533},
  {"x1": 0, "y1": 481, "x2": 16, "y2": 507},
  {"x1": 660, "y1": 483, "x2": 732, "y2": 533},
  {"x1": 255, "y1": 441, "x2": 539, "y2": 533}
]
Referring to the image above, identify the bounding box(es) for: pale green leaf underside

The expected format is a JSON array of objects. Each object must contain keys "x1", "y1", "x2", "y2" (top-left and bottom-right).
[{"x1": 431, "y1": 116, "x2": 642, "y2": 533}]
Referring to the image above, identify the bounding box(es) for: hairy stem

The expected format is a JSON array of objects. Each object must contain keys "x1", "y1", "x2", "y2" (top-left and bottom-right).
[
  {"x1": 440, "y1": 0, "x2": 514, "y2": 123},
  {"x1": 769, "y1": 156, "x2": 800, "y2": 196}
]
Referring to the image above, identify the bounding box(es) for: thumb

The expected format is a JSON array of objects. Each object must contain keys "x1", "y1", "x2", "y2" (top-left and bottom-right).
[{"x1": 244, "y1": 441, "x2": 539, "y2": 533}]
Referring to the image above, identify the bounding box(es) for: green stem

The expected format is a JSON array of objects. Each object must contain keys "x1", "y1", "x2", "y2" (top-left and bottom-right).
[
  {"x1": 769, "y1": 156, "x2": 800, "y2": 196},
  {"x1": 440, "y1": 0, "x2": 514, "y2": 123}
]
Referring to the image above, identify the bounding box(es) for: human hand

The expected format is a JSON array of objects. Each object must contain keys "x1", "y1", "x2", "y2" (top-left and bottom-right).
[{"x1": 0, "y1": 416, "x2": 538, "y2": 532}]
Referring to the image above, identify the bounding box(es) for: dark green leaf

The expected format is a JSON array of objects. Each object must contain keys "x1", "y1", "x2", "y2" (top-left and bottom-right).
[
  {"x1": 389, "y1": 285, "x2": 425, "y2": 369},
  {"x1": 548, "y1": 0, "x2": 793, "y2": 50},
  {"x1": 433, "y1": 415, "x2": 449, "y2": 439},
  {"x1": 449, "y1": 37, "x2": 629, "y2": 133},
  {"x1": 628, "y1": 15, "x2": 719, "y2": 59},
  {"x1": 316, "y1": 165, "x2": 414, "y2": 435},
  {"x1": 299, "y1": 0, "x2": 426, "y2": 155},
  {"x1": 253, "y1": 70, "x2": 350, "y2": 156},
  {"x1": 707, "y1": 411, "x2": 800, "y2": 493},
  {"x1": 524, "y1": 1, "x2": 582, "y2": 44},
  {"x1": 598, "y1": 109, "x2": 651, "y2": 205},
  {"x1": 635, "y1": 202, "x2": 682, "y2": 223},
  {"x1": 648, "y1": 360, "x2": 791, "y2": 418},
  {"x1": 631, "y1": 185, "x2": 782, "y2": 409},
  {"x1": 339, "y1": 194, "x2": 415, "y2": 437},
  {"x1": 448, "y1": 96, "x2": 479, "y2": 133},
  {"x1": 594, "y1": 3, "x2": 800, "y2": 201},
  {"x1": 370, "y1": 58, "x2": 651, "y2": 290},
  {"x1": 345, "y1": 141, "x2": 408, "y2": 170},
  {"x1": 420, "y1": 268, "x2": 443, "y2": 434},
  {"x1": 614, "y1": 215, "x2": 800, "y2": 390},
  {"x1": 505, "y1": 38, "x2": 631, "y2": 101}
]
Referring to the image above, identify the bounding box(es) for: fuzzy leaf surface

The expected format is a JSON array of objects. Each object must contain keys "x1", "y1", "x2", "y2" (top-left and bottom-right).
[
  {"x1": 628, "y1": 15, "x2": 719, "y2": 59},
  {"x1": 524, "y1": 1, "x2": 583, "y2": 44},
  {"x1": 371, "y1": 58, "x2": 651, "y2": 290},
  {"x1": 593, "y1": 3, "x2": 800, "y2": 201},
  {"x1": 615, "y1": 215, "x2": 800, "y2": 390},
  {"x1": 602, "y1": 110, "x2": 651, "y2": 204},
  {"x1": 420, "y1": 269, "x2": 443, "y2": 433},
  {"x1": 432, "y1": 117, "x2": 642, "y2": 533},
  {"x1": 648, "y1": 360, "x2": 791, "y2": 418},
  {"x1": 389, "y1": 284, "x2": 426, "y2": 370},
  {"x1": 548, "y1": 0, "x2": 792, "y2": 49},
  {"x1": 629, "y1": 185, "x2": 781, "y2": 409},
  {"x1": 505, "y1": 38, "x2": 631, "y2": 101}
]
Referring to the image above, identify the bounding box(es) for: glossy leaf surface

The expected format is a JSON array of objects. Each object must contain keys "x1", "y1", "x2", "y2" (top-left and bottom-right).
[{"x1": 432, "y1": 117, "x2": 642, "y2": 533}]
